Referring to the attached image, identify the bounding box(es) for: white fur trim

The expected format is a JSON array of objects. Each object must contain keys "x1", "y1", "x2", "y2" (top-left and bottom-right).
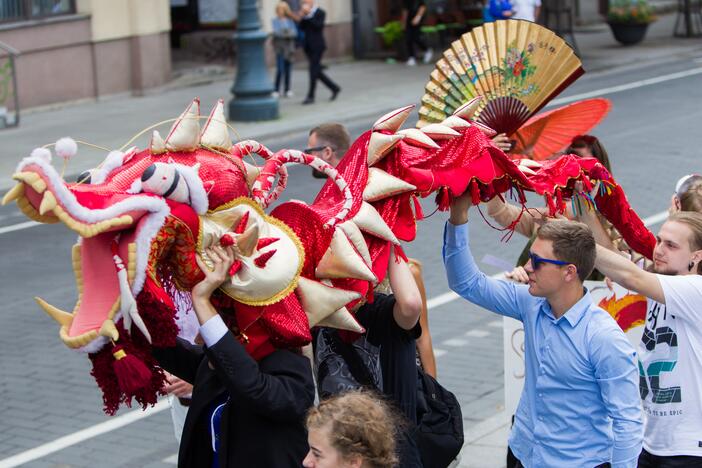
[
  {"x1": 172, "y1": 162, "x2": 208, "y2": 214},
  {"x1": 78, "y1": 335, "x2": 108, "y2": 354},
  {"x1": 91, "y1": 150, "x2": 125, "y2": 185},
  {"x1": 31, "y1": 147, "x2": 52, "y2": 163},
  {"x1": 127, "y1": 178, "x2": 142, "y2": 194},
  {"x1": 55, "y1": 137, "x2": 78, "y2": 159}
]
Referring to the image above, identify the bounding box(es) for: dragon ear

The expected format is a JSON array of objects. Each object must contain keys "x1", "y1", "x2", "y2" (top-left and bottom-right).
[
  {"x1": 165, "y1": 98, "x2": 201, "y2": 152},
  {"x1": 200, "y1": 99, "x2": 233, "y2": 152}
]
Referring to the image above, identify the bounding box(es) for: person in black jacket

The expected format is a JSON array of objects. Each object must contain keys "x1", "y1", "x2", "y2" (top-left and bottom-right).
[
  {"x1": 153, "y1": 245, "x2": 315, "y2": 468},
  {"x1": 296, "y1": 0, "x2": 341, "y2": 105}
]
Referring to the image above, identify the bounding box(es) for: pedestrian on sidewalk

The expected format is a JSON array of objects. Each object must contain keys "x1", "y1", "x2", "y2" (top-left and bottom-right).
[
  {"x1": 272, "y1": 1, "x2": 298, "y2": 99},
  {"x1": 402, "y1": 0, "x2": 433, "y2": 66},
  {"x1": 295, "y1": 0, "x2": 341, "y2": 105},
  {"x1": 443, "y1": 197, "x2": 643, "y2": 467}
]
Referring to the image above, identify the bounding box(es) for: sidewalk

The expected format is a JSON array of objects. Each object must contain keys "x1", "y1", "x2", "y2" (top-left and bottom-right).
[{"x1": 1, "y1": 12, "x2": 699, "y2": 191}]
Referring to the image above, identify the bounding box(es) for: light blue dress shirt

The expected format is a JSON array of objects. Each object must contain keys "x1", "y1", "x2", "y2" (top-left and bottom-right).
[{"x1": 443, "y1": 222, "x2": 643, "y2": 468}]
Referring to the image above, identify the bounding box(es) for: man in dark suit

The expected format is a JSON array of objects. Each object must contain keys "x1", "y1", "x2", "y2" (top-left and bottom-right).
[
  {"x1": 154, "y1": 245, "x2": 315, "y2": 468},
  {"x1": 297, "y1": 0, "x2": 341, "y2": 105}
]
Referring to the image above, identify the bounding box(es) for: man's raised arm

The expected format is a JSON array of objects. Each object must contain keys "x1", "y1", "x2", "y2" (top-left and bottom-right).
[
  {"x1": 595, "y1": 244, "x2": 664, "y2": 303},
  {"x1": 443, "y1": 193, "x2": 528, "y2": 320}
]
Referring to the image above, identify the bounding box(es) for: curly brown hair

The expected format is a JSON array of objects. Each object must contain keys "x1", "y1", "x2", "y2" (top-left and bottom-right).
[{"x1": 306, "y1": 391, "x2": 399, "y2": 468}]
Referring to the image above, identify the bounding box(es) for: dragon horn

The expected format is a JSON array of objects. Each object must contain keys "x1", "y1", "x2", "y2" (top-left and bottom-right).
[
  {"x1": 165, "y1": 98, "x2": 201, "y2": 152},
  {"x1": 200, "y1": 99, "x2": 233, "y2": 152}
]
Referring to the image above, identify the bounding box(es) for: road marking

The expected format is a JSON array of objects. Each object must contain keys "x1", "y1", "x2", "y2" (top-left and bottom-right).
[
  {"x1": 487, "y1": 320, "x2": 504, "y2": 328},
  {"x1": 549, "y1": 67, "x2": 702, "y2": 106},
  {"x1": 163, "y1": 453, "x2": 178, "y2": 464},
  {"x1": 434, "y1": 348, "x2": 448, "y2": 357},
  {"x1": 0, "y1": 399, "x2": 170, "y2": 468},
  {"x1": 442, "y1": 338, "x2": 469, "y2": 347},
  {"x1": 465, "y1": 329, "x2": 490, "y2": 338},
  {"x1": 0, "y1": 220, "x2": 40, "y2": 235}
]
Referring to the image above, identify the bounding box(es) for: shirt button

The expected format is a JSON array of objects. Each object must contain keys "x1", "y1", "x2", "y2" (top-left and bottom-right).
[
  {"x1": 538, "y1": 416, "x2": 543, "y2": 421},
  {"x1": 538, "y1": 393, "x2": 543, "y2": 398}
]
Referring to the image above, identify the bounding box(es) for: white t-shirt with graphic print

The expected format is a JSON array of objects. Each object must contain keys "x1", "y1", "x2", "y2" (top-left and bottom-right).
[{"x1": 638, "y1": 274, "x2": 702, "y2": 456}]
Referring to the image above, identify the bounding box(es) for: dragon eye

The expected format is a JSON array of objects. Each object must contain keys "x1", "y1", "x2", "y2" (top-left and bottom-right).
[{"x1": 140, "y1": 163, "x2": 190, "y2": 203}]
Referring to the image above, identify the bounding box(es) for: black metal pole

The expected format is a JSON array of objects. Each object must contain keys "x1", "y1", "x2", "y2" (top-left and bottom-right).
[{"x1": 228, "y1": 0, "x2": 279, "y2": 121}]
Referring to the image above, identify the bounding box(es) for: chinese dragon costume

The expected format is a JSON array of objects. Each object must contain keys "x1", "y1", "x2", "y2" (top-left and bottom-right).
[{"x1": 3, "y1": 21, "x2": 656, "y2": 415}]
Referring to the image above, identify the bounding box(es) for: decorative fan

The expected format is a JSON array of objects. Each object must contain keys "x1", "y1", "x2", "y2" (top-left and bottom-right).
[
  {"x1": 512, "y1": 98, "x2": 612, "y2": 160},
  {"x1": 418, "y1": 20, "x2": 584, "y2": 135}
]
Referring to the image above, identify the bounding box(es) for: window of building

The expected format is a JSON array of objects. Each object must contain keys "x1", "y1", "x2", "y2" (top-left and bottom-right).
[{"x1": 0, "y1": 0, "x2": 76, "y2": 24}]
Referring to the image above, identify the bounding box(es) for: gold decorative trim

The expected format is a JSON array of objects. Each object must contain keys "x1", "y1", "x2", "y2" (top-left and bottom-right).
[
  {"x1": 204, "y1": 197, "x2": 306, "y2": 306},
  {"x1": 16, "y1": 196, "x2": 59, "y2": 224}
]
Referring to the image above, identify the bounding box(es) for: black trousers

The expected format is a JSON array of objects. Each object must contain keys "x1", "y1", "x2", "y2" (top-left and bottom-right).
[
  {"x1": 638, "y1": 448, "x2": 702, "y2": 468},
  {"x1": 405, "y1": 22, "x2": 427, "y2": 59},
  {"x1": 507, "y1": 446, "x2": 612, "y2": 468},
  {"x1": 304, "y1": 48, "x2": 339, "y2": 100}
]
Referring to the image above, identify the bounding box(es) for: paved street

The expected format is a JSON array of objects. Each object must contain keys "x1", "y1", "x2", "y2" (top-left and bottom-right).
[{"x1": 1, "y1": 12, "x2": 702, "y2": 467}]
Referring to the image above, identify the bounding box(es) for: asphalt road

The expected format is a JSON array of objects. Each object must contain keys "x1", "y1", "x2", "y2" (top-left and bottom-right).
[{"x1": 1, "y1": 55, "x2": 701, "y2": 467}]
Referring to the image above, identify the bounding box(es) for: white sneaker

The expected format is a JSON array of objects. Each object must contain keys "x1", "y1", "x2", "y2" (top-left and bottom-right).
[
  {"x1": 285, "y1": 90, "x2": 295, "y2": 98},
  {"x1": 423, "y1": 48, "x2": 434, "y2": 64},
  {"x1": 272, "y1": 91, "x2": 280, "y2": 98},
  {"x1": 406, "y1": 57, "x2": 417, "y2": 66}
]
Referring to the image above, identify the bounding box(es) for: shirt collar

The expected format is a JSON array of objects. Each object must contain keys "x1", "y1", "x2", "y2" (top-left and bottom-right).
[{"x1": 541, "y1": 288, "x2": 592, "y2": 328}]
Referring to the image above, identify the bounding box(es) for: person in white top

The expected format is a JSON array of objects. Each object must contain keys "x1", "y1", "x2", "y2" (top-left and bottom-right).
[
  {"x1": 511, "y1": 0, "x2": 541, "y2": 22},
  {"x1": 593, "y1": 211, "x2": 702, "y2": 467}
]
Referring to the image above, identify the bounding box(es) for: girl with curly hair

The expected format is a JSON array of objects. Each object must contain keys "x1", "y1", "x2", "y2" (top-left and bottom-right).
[{"x1": 303, "y1": 391, "x2": 400, "y2": 468}]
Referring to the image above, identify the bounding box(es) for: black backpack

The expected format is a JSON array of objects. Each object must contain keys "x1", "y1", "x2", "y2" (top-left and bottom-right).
[{"x1": 414, "y1": 369, "x2": 464, "y2": 468}]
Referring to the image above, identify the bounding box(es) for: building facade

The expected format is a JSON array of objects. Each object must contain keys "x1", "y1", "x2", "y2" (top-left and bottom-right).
[{"x1": 0, "y1": 0, "x2": 171, "y2": 110}]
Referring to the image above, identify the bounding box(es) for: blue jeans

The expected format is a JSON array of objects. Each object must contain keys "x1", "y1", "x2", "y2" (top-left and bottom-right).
[{"x1": 275, "y1": 54, "x2": 291, "y2": 93}]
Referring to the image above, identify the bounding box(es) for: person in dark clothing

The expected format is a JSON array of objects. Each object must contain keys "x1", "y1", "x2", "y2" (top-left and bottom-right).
[
  {"x1": 314, "y1": 245, "x2": 424, "y2": 466},
  {"x1": 154, "y1": 245, "x2": 315, "y2": 468},
  {"x1": 296, "y1": 0, "x2": 341, "y2": 105},
  {"x1": 402, "y1": 0, "x2": 433, "y2": 66}
]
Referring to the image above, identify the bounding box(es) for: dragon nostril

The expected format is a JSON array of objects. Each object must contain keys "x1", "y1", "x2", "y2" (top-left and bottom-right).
[{"x1": 141, "y1": 164, "x2": 156, "y2": 182}]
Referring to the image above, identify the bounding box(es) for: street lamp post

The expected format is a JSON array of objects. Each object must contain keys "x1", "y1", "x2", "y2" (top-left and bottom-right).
[{"x1": 228, "y1": 0, "x2": 279, "y2": 121}]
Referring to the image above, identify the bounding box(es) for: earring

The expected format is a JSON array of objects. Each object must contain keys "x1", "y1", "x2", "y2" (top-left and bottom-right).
[{"x1": 688, "y1": 261, "x2": 695, "y2": 271}]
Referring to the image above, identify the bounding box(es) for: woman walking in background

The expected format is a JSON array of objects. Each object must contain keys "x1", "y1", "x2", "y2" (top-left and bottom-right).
[{"x1": 272, "y1": 2, "x2": 297, "y2": 98}]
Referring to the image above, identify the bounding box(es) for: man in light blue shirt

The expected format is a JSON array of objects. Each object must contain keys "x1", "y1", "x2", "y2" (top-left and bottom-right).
[{"x1": 443, "y1": 193, "x2": 643, "y2": 468}]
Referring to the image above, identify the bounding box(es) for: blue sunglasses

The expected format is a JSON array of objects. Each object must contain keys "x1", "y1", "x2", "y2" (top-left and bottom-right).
[{"x1": 528, "y1": 251, "x2": 571, "y2": 270}]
